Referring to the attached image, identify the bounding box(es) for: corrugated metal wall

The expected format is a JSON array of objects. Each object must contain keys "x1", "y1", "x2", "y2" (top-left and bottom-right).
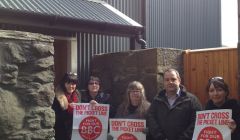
[
  {"x1": 77, "y1": 33, "x2": 130, "y2": 88},
  {"x1": 78, "y1": 0, "x2": 142, "y2": 88},
  {"x1": 78, "y1": 0, "x2": 222, "y2": 88},
  {"x1": 146, "y1": 0, "x2": 221, "y2": 49}
]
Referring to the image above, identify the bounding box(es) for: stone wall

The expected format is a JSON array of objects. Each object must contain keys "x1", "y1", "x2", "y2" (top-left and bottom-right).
[
  {"x1": 0, "y1": 30, "x2": 55, "y2": 140},
  {"x1": 90, "y1": 48, "x2": 183, "y2": 107}
]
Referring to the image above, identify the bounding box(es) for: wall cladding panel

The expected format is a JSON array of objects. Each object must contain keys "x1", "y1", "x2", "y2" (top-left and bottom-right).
[{"x1": 146, "y1": 0, "x2": 221, "y2": 49}]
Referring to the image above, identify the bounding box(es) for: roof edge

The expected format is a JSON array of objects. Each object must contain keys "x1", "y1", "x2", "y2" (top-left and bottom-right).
[
  {"x1": 0, "y1": 8, "x2": 143, "y2": 37},
  {"x1": 102, "y1": 2, "x2": 143, "y2": 27}
]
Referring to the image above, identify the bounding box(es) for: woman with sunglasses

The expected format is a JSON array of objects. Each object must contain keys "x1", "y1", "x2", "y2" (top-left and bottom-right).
[
  {"x1": 205, "y1": 77, "x2": 240, "y2": 140},
  {"x1": 52, "y1": 72, "x2": 80, "y2": 140},
  {"x1": 81, "y1": 76, "x2": 110, "y2": 104},
  {"x1": 81, "y1": 76, "x2": 116, "y2": 116}
]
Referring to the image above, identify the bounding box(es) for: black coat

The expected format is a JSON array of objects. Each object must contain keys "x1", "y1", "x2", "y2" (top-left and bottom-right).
[
  {"x1": 147, "y1": 88, "x2": 202, "y2": 140},
  {"x1": 81, "y1": 91, "x2": 110, "y2": 104},
  {"x1": 52, "y1": 98, "x2": 73, "y2": 140},
  {"x1": 81, "y1": 91, "x2": 116, "y2": 118},
  {"x1": 52, "y1": 88, "x2": 80, "y2": 140},
  {"x1": 205, "y1": 99, "x2": 240, "y2": 140}
]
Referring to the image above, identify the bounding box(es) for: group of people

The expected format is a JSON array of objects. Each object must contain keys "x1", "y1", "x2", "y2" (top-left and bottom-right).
[{"x1": 52, "y1": 68, "x2": 240, "y2": 140}]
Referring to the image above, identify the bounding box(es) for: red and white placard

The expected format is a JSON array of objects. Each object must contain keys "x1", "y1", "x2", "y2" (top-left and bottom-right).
[
  {"x1": 71, "y1": 103, "x2": 109, "y2": 140},
  {"x1": 193, "y1": 109, "x2": 232, "y2": 140},
  {"x1": 109, "y1": 119, "x2": 146, "y2": 140}
]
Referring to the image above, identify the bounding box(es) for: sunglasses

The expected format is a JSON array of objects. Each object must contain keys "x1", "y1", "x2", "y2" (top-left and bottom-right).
[{"x1": 209, "y1": 76, "x2": 224, "y2": 82}]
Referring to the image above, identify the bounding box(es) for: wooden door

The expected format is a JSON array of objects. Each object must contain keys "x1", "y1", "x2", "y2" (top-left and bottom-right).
[{"x1": 54, "y1": 39, "x2": 68, "y2": 87}]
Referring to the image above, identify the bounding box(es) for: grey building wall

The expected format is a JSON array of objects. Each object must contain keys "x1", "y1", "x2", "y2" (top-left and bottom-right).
[
  {"x1": 105, "y1": 0, "x2": 221, "y2": 49},
  {"x1": 146, "y1": 0, "x2": 221, "y2": 49},
  {"x1": 78, "y1": 0, "x2": 221, "y2": 87}
]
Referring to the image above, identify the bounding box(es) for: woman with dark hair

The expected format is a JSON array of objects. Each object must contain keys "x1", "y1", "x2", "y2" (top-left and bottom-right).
[
  {"x1": 81, "y1": 76, "x2": 115, "y2": 117},
  {"x1": 52, "y1": 72, "x2": 80, "y2": 140},
  {"x1": 205, "y1": 77, "x2": 240, "y2": 140},
  {"x1": 81, "y1": 76, "x2": 110, "y2": 104},
  {"x1": 115, "y1": 81, "x2": 150, "y2": 119}
]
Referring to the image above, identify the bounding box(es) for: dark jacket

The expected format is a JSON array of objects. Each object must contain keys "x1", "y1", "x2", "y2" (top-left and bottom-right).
[
  {"x1": 147, "y1": 87, "x2": 202, "y2": 140},
  {"x1": 81, "y1": 91, "x2": 116, "y2": 118},
  {"x1": 205, "y1": 99, "x2": 240, "y2": 140},
  {"x1": 115, "y1": 103, "x2": 151, "y2": 140},
  {"x1": 81, "y1": 91, "x2": 110, "y2": 104},
  {"x1": 115, "y1": 103, "x2": 150, "y2": 119},
  {"x1": 52, "y1": 87, "x2": 80, "y2": 140}
]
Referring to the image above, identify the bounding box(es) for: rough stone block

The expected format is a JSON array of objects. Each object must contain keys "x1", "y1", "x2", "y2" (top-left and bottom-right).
[{"x1": 91, "y1": 48, "x2": 183, "y2": 108}]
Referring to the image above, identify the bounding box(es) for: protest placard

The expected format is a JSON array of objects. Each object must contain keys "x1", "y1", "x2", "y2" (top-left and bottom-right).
[
  {"x1": 109, "y1": 119, "x2": 146, "y2": 140},
  {"x1": 71, "y1": 103, "x2": 109, "y2": 140},
  {"x1": 192, "y1": 109, "x2": 232, "y2": 140}
]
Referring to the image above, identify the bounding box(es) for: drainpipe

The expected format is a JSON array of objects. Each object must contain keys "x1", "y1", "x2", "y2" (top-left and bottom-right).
[
  {"x1": 130, "y1": 34, "x2": 147, "y2": 50},
  {"x1": 136, "y1": 35, "x2": 147, "y2": 49},
  {"x1": 141, "y1": 0, "x2": 146, "y2": 40}
]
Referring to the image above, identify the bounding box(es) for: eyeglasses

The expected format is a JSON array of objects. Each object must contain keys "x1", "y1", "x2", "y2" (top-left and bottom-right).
[
  {"x1": 88, "y1": 81, "x2": 99, "y2": 85},
  {"x1": 209, "y1": 76, "x2": 224, "y2": 82},
  {"x1": 129, "y1": 90, "x2": 141, "y2": 93}
]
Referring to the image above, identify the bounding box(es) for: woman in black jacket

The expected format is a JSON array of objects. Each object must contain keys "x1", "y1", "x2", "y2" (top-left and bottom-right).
[
  {"x1": 81, "y1": 76, "x2": 110, "y2": 104},
  {"x1": 81, "y1": 76, "x2": 116, "y2": 117},
  {"x1": 205, "y1": 77, "x2": 240, "y2": 140},
  {"x1": 52, "y1": 72, "x2": 80, "y2": 140}
]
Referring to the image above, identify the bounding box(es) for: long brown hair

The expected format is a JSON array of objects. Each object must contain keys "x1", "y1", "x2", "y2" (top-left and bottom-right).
[{"x1": 117, "y1": 81, "x2": 150, "y2": 118}]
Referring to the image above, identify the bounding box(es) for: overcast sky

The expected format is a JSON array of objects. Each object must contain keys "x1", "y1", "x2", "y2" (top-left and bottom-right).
[{"x1": 221, "y1": 0, "x2": 238, "y2": 47}]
